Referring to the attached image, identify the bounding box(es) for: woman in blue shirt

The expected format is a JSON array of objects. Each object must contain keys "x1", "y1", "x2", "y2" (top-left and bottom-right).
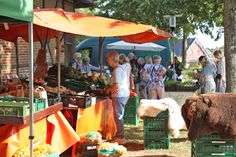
[
  {"x1": 81, "y1": 56, "x2": 101, "y2": 74},
  {"x1": 200, "y1": 57, "x2": 217, "y2": 93}
]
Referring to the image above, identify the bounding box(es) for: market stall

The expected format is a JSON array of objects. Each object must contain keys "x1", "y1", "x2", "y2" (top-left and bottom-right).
[
  {"x1": 0, "y1": 6, "x2": 171, "y2": 157},
  {"x1": 0, "y1": 2, "x2": 79, "y2": 157}
]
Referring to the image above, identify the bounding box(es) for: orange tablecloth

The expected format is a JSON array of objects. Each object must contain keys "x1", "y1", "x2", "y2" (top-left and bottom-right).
[
  {"x1": 0, "y1": 111, "x2": 80, "y2": 157},
  {"x1": 76, "y1": 98, "x2": 117, "y2": 140}
]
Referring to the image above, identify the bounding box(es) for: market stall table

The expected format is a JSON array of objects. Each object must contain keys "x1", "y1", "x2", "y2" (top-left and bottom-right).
[
  {"x1": 63, "y1": 98, "x2": 117, "y2": 139},
  {"x1": 62, "y1": 97, "x2": 116, "y2": 157},
  {"x1": 0, "y1": 111, "x2": 80, "y2": 157}
]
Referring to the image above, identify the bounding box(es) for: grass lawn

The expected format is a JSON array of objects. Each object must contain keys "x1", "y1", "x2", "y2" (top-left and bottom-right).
[{"x1": 123, "y1": 120, "x2": 191, "y2": 157}]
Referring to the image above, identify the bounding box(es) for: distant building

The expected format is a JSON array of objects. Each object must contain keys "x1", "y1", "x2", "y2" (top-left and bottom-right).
[{"x1": 173, "y1": 38, "x2": 211, "y2": 67}]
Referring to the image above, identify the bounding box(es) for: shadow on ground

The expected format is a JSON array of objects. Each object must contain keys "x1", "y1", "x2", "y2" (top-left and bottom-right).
[
  {"x1": 124, "y1": 143, "x2": 144, "y2": 151},
  {"x1": 171, "y1": 137, "x2": 188, "y2": 143}
]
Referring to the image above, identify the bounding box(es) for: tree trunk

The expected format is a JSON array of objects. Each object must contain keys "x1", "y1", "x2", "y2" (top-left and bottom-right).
[
  {"x1": 182, "y1": 29, "x2": 187, "y2": 66},
  {"x1": 224, "y1": 0, "x2": 236, "y2": 92}
]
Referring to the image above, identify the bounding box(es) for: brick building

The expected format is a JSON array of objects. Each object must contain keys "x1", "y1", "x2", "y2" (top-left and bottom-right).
[
  {"x1": 0, "y1": 0, "x2": 77, "y2": 82},
  {"x1": 173, "y1": 38, "x2": 210, "y2": 67}
]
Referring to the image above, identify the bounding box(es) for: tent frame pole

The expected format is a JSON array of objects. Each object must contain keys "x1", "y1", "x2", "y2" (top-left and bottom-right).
[
  {"x1": 57, "y1": 35, "x2": 61, "y2": 98},
  {"x1": 99, "y1": 37, "x2": 105, "y2": 75},
  {"x1": 15, "y1": 39, "x2": 19, "y2": 76},
  {"x1": 28, "y1": 22, "x2": 34, "y2": 157}
]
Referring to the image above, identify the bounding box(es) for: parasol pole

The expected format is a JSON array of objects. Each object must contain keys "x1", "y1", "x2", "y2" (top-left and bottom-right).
[
  {"x1": 99, "y1": 37, "x2": 105, "y2": 75},
  {"x1": 15, "y1": 39, "x2": 19, "y2": 76},
  {"x1": 56, "y1": 35, "x2": 61, "y2": 98},
  {"x1": 28, "y1": 22, "x2": 34, "y2": 157}
]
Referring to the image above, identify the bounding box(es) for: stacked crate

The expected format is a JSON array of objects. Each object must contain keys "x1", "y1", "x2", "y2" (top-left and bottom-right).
[
  {"x1": 124, "y1": 96, "x2": 140, "y2": 125},
  {"x1": 192, "y1": 133, "x2": 236, "y2": 157},
  {"x1": 144, "y1": 110, "x2": 170, "y2": 149}
]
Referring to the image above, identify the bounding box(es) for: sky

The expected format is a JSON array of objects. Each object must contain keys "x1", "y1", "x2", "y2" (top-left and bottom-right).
[{"x1": 190, "y1": 29, "x2": 224, "y2": 49}]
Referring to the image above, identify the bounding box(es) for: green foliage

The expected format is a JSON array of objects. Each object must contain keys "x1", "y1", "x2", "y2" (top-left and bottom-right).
[
  {"x1": 80, "y1": 49, "x2": 91, "y2": 58},
  {"x1": 165, "y1": 80, "x2": 181, "y2": 88},
  {"x1": 165, "y1": 66, "x2": 200, "y2": 91},
  {"x1": 94, "y1": 0, "x2": 223, "y2": 38},
  {"x1": 76, "y1": 35, "x2": 88, "y2": 45}
]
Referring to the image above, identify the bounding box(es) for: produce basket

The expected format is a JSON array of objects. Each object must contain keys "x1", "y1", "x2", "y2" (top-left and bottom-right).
[{"x1": 62, "y1": 94, "x2": 92, "y2": 108}]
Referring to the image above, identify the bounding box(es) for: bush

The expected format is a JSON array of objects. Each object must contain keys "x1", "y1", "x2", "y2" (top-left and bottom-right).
[{"x1": 165, "y1": 67, "x2": 200, "y2": 91}]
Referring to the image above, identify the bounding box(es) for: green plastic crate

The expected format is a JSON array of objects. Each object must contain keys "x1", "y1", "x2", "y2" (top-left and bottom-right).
[
  {"x1": 0, "y1": 102, "x2": 29, "y2": 116},
  {"x1": 0, "y1": 97, "x2": 46, "y2": 114},
  {"x1": 123, "y1": 96, "x2": 140, "y2": 125},
  {"x1": 124, "y1": 106, "x2": 137, "y2": 117},
  {"x1": 192, "y1": 133, "x2": 236, "y2": 157},
  {"x1": 144, "y1": 110, "x2": 169, "y2": 130},
  {"x1": 144, "y1": 110, "x2": 169, "y2": 149},
  {"x1": 144, "y1": 137, "x2": 170, "y2": 149},
  {"x1": 34, "y1": 98, "x2": 46, "y2": 111},
  {"x1": 6, "y1": 97, "x2": 46, "y2": 112},
  {"x1": 144, "y1": 128, "x2": 169, "y2": 140},
  {"x1": 124, "y1": 116, "x2": 139, "y2": 125},
  {"x1": 126, "y1": 96, "x2": 140, "y2": 107}
]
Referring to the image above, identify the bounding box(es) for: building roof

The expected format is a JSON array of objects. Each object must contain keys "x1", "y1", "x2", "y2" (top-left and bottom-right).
[
  {"x1": 173, "y1": 38, "x2": 195, "y2": 57},
  {"x1": 172, "y1": 38, "x2": 212, "y2": 59}
]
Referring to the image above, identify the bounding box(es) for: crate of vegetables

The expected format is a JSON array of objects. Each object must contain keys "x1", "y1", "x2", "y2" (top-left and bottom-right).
[
  {"x1": 62, "y1": 94, "x2": 92, "y2": 108},
  {"x1": 0, "y1": 96, "x2": 46, "y2": 116},
  {"x1": 62, "y1": 79, "x2": 91, "y2": 92}
]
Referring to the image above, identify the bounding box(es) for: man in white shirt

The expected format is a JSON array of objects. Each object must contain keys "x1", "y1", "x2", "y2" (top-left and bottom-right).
[
  {"x1": 214, "y1": 50, "x2": 226, "y2": 93},
  {"x1": 105, "y1": 51, "x2": 130, "y2": 145}
]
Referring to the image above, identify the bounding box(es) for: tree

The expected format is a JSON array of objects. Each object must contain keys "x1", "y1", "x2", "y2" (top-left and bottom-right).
[
  {"x1": 224, "y1": 0, "x2": 236, "y2": 92},
  {"x1": 94, "y1": 0, "x2": 223, "y2": 64}
]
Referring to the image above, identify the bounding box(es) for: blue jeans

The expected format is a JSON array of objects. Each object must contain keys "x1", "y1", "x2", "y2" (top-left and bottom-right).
[{"x1": 112, "y1": 96, "x2": 129, "y2": 138}]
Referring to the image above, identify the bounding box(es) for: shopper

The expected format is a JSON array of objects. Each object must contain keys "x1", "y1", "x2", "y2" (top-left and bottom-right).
[
  {"x1": 142, "y1": 56, "x2": 153, "y2": 98},
  {"x1": 105, "y1": 51, "x2": 130, "y2": 145},
  {"x1": 81, "y1": 56, "x2": 101, "y2": 74},
  {"x1": 148, "y1": 55, "x2": 166, "y2": 99},
  {"x1": 69, "y1": 52, "x2": 82, "y2": 71},
  {"x1": 119, "y1": 53, "x2": 134, "y2": 90},
  {"x1": 199, "y1": 56, "x2": 217, "y2": 93},
  {"x1": 214, "y1": 50, "x2": 226, "y2": 93}
]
